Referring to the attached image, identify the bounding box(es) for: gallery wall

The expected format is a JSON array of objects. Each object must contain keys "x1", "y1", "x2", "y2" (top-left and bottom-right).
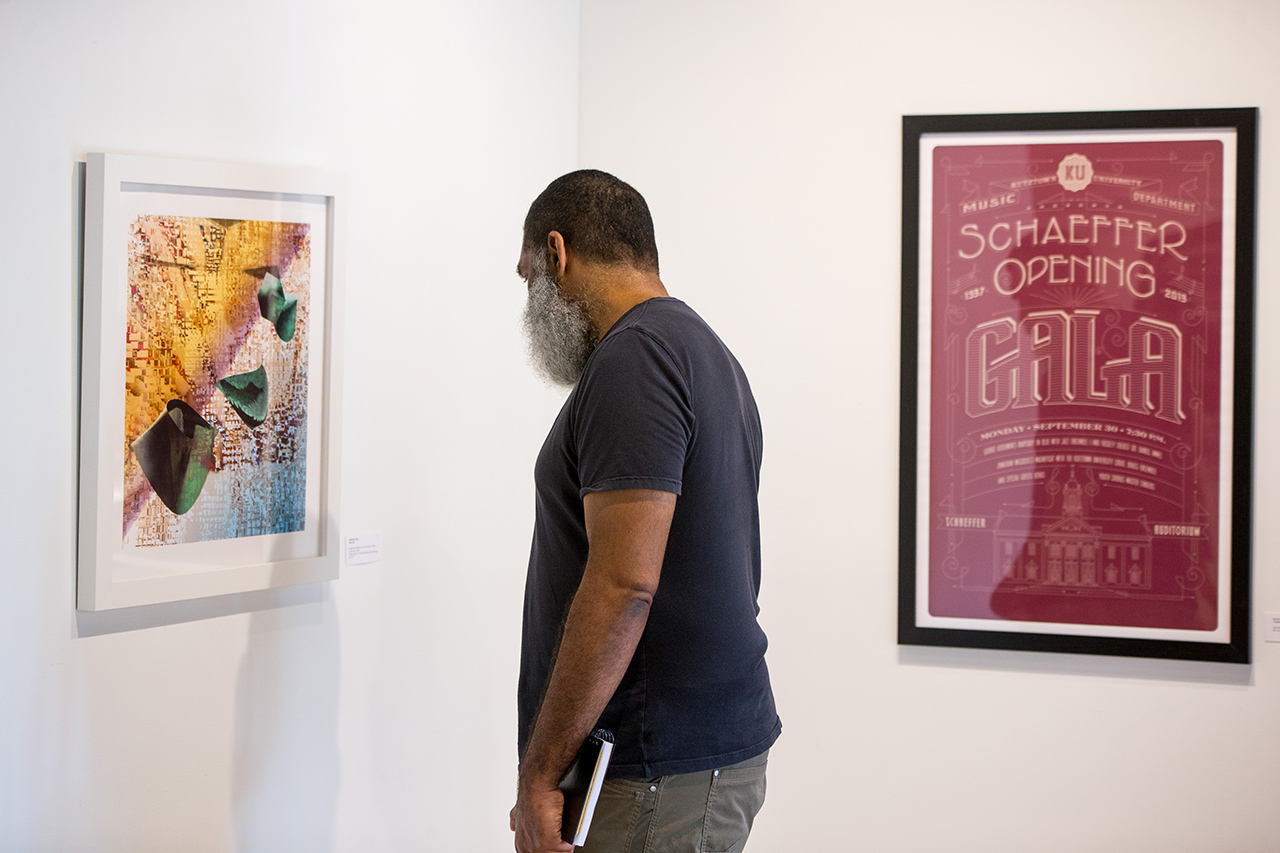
[
  {"x1": 578, "y1": 0, "x2": 1280, "y2": 850},
  {"x1": 0, "y1": 0, "x2": 580, "y2": 850}
]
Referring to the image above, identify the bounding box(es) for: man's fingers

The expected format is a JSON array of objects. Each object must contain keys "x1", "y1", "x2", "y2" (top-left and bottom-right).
[
  {"x1": 541, "y1": 800, "x2": 573, "y2": 852},
  {"x1": 511, "y1": 786, "x2": 576, "y2": 853}
]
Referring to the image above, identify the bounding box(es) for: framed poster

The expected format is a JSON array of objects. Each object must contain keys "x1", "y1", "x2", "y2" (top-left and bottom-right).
[
  {"x1": 898, "y1": 109, "x2": 1256, "y2": 662},
  {"x1": 78, "y1": 153, "x2": 345, "y2": 611}
]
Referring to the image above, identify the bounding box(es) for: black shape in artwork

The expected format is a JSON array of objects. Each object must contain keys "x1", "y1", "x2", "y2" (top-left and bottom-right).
[{"x1": 131, "y1": 399, "x2": 216, "y2": 515}]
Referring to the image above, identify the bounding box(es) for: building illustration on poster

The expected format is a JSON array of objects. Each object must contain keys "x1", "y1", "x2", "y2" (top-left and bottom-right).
[
  {"x1": 991, "y1": 472, "x2": 1155, "y2": 590},
  {"x1": 927, "y1": 137, "x2": 1224, "y2": 632}
]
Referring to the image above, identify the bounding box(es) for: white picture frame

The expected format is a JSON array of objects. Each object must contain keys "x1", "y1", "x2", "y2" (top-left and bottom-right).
[{"x1": 78, "y1": 153, "x2": 345, "y2": 611}]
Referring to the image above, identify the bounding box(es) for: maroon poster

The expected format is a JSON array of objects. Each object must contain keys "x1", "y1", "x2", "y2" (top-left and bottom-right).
[{"x1": 926, "y1": 137, "x2": 1227, "y2": 633}]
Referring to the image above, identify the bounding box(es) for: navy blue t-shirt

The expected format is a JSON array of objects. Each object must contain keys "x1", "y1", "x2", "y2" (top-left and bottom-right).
[{"x1": 518, "y1": 297, "x2": 780, "y2": 778}]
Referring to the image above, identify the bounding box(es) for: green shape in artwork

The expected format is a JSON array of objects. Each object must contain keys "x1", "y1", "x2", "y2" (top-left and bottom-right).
[
  {"x1": 131, "y1": 399, "x2": 216, "y2": 515},
  {"x1": 257, "y1": 272, "x2": 298, "y2": 342},
  {"x1": 217, "y1": 365, "x2": 269, "y2": 428}
]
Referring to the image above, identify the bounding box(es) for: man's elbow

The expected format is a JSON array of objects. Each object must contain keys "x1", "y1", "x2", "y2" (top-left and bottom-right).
[
  {"x1": 580, "y1": 557, "x2": 661, "y2": 616},
  {"x1": 595, "y1": 574, "x2": 656, "y2": 620},
  {"x1": 623, "y1": 586, "x2": 655, "y2": 618}
]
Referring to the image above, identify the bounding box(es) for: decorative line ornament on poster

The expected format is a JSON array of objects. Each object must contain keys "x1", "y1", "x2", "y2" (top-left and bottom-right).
[
  {"x1": 79, "y1": 154, "x2": 346, "y2": 611},
  {"x1": 898, "y1": 109, "x2": 1256, "y2": 663}
]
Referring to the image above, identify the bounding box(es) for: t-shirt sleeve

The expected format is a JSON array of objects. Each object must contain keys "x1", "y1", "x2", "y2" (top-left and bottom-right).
[{"x1": 572, "y1": 327, "x2": 693, "y2": 497}]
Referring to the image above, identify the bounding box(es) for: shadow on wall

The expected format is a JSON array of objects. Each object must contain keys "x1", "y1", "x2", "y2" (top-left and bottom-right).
[
  {"x1": 231, "y1": 564, "x2": 341, "y2": 852},
  {"x1": 71, "y1": 579, "x2": 343, "y2": 850}
]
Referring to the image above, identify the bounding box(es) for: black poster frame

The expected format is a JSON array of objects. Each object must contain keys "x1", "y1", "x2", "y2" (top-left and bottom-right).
[{"x1": 898, "y1": 108, "x2": 1257, "y2": 663}]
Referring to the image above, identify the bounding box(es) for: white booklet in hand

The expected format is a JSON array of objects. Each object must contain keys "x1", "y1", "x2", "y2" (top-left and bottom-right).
[{"x1": 559, "y1": 729, "x2": 615, "y2": 847}]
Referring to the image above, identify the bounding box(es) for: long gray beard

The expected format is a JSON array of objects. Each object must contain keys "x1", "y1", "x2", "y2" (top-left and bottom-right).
[{"x1": 521, "y1": 269, "x2": 597, "y2": 387}]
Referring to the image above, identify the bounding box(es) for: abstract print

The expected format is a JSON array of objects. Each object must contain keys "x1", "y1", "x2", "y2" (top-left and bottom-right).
[{"x1": 123, "y1": 216, "x2": 311, "y2": 547}]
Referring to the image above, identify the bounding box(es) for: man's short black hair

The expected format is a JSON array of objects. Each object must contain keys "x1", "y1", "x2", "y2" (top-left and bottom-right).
[{"x1": 523, "y1": 169, "x2": 659, "y2": 273}]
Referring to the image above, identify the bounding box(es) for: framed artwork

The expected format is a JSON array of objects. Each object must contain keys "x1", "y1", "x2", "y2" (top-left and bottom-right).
[
  {"x1": 78, "y1": 153, "x2": 345, "y2": 611},
  {"x1": 898, "y1": 109, "x2": 1256, "y2": 662}
]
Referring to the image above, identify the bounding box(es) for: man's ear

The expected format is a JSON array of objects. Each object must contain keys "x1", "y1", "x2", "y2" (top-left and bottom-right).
[{"x1": 546, "y1": 231, "x2": 569, "y2": 278}]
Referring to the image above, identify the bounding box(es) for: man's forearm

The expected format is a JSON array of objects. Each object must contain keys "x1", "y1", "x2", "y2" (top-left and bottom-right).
[
  {"x1": 518, "y1": 567, "x2": 652, "y2": 792},
  {"x1": 511, "y1": 489, "x2": 674, "y2": 853}
]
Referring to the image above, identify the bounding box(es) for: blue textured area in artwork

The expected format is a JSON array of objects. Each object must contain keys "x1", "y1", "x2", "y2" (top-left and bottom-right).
[{"x1": 192, "y1": 452, "x2": 308, "y2": 541}]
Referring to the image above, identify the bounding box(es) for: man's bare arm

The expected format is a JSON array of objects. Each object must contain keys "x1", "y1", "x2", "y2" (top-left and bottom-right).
[{"x1": 511, "y1": 488, "x2": 676, "y2": 853}]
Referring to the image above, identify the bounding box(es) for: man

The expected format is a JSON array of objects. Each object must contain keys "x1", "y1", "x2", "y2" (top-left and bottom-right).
[{"x1": 511, "y1": 170, "x2": 780, "y2": 853}]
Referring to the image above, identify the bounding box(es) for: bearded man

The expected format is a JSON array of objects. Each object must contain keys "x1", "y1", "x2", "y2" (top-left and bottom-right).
[{"x1": 510, "y1": 170, "x2": 780, "y2": 853}]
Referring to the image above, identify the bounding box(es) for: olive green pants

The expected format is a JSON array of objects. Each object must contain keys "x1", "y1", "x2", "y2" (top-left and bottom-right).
[{"x1": 579, "y1": 750, "x2": 768, "y2": 853}]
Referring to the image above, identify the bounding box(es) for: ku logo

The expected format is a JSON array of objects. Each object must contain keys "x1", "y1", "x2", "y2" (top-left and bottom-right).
[{"x1": 1057, "y1": 153, "x2": 1094, "y2": 192}]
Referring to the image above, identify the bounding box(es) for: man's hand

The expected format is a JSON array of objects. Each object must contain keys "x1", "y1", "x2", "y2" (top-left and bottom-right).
[{"x1": 510, "y1": 779, "x2": 574, "y2": 853}]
